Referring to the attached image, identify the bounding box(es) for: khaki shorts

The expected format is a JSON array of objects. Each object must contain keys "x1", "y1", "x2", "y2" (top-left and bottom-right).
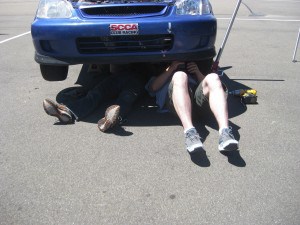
[{"x1": 167, "y1": 81, "x2": 210, "y2": 115}]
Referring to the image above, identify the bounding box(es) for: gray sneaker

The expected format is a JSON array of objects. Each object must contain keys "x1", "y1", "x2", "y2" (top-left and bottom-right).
[
  {"x1": 185, "y1": 128, "x2": 205, "y2": 153},
  {"x1": 98, "y1": 105, "x2": 120, "y2": 132},
  {"x1": 218, "y1": 127, "x2": 239, "y2": 151},
  {"x1": 43, "y1": 99, "x2": 74, "y2": 124}
]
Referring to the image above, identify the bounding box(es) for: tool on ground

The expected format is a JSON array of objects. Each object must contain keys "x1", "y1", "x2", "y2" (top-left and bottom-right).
[
  {"x1": 228, "y1": 89, "x2": 257, "y2": 96},
  {"x1": 211, "y1": 0, "x2": 243, "y2": 73},
  {"x1": 241, "y1": 92, "x2": 257, "y2": 104},
  {"x1": 228, "y1": 89, "x2": 258, "y2": 104}
]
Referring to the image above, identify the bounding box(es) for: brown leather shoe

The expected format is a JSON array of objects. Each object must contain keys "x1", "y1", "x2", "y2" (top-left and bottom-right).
[
  {"x1": 43, "y1": 98, "x2": 73, "y2": 124},
  {"x1": 98, "y1": 105, "x2": 120, "y2": 132}
]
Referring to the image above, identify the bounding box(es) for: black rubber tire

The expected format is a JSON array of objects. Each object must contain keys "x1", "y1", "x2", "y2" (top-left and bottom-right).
[{"x1": 40, "y1": 65, "x2": 68, "y2": 81}]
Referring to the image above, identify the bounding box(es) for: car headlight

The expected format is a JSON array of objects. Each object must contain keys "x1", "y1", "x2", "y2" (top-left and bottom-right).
[
  {"x1": 176, "y1": 0, "x2": 211, "y2": 15},
  {"x1": 36, "y1": 0, "x2": 73, "y2": 18}
]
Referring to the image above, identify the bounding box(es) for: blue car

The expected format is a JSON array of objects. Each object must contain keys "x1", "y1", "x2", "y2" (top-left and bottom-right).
[{"x1": 31, "y1": 0, "x2": 217, "y2": 81}]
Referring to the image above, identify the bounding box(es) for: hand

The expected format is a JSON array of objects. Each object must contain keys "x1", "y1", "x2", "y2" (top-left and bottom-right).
[
  {"x1": 168, "y1": 61, "x2": 185, "y2": 72},
  {"x1": 186, "y1": 62, "x2": 201, "y2": 75},
  {"x1": 186, "y1": 62, "x2": 205, "y2": 82}
]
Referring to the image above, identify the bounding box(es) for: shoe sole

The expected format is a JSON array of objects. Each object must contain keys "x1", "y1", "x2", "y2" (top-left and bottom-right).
[
  {"x1": 219, "y1": 140, "x2": 239, "y2": 152},
  {"x1": 98, "y1": 105, "x2": 120, "y2": 132},
  {"x1": 98, "y1": 118, "x2": 112, "y2": 132},
  {"x1": 43, "y1": 99, "x2": 72, "y2": 123},
  {"x1": 105, "y1": 105, "x2": 120, "y2": 122}
]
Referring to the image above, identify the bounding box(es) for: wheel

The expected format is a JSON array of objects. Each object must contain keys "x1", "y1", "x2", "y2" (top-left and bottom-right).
[
  {"x1": 40, "y1": 65, "x2": 68, "y2": 81},
  {"x1": 196, "y1": 58, "x2": 213, "y2": 75}
]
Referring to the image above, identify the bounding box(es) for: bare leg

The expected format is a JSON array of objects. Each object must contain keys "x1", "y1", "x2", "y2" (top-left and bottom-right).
[
  {"x1": 202, "y1": 73, "x2": 228, "y2": 130},
  {"x1": 171, "y1": 72, "x2": 194, "y2": 131},
  {"x1": 200, "y1": 73, "x2": 238, "y2": 151}
]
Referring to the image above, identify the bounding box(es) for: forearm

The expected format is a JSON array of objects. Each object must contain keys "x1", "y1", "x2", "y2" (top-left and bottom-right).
[
  {"x1": 150, "y1": 65, "x2": 176, "y2": 92},
  {"x1": 186, "y1": 62, "x2": 205, "y2": 83},
  {"x1": 194, "y1": 71, "x2": 206, "y2": 82}
]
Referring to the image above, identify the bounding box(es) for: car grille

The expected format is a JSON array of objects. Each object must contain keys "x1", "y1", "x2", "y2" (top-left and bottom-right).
[
  {"x1": 76, "y1": 35, "x2": 173, "y2": 54},
  {"x1": 80, "y1": 5, "x2": 167, "y2": 17}
]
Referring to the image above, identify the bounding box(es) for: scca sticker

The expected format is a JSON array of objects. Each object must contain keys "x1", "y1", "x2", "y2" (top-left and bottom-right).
[{"x1": 110, "y1": 24, "x2": 139, "y2": 35}]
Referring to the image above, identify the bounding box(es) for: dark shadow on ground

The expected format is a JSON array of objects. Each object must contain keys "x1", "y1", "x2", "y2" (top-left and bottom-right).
[
  {"x1": 55, "y1": 65, "x2": 266, "y2": 166},
  {"x1": 56, "y1": 71, "x2": 251, "y2": 126},
  {"x1": 221, "y1": 151, "x2": 246, "y2": 167},
  {"x1": 190, "y1": 150, "x2": 211, "y2": 167}
]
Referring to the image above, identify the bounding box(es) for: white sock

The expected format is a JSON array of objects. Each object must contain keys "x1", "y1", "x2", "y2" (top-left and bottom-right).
[
  {"x1": 184, "y1": 127, "x2": 195, "y2": 134},
  {"x1": 219, "y1": 127, "x2": 228, "y2": 134}
]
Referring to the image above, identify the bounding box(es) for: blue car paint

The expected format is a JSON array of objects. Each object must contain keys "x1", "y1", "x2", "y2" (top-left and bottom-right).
[{"x1": 31, "y1": 1, "x2": 217, "y2": 65}]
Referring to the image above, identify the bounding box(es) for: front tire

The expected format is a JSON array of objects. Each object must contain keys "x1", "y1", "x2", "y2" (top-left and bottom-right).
[{"x1": 40, "y1": 65, "x2": 68, "y2": 81}]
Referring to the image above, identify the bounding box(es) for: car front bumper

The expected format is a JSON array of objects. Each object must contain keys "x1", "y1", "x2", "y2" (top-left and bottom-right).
[{"x1": 31, "y1": 13, "x2": 217, "y2": 65}]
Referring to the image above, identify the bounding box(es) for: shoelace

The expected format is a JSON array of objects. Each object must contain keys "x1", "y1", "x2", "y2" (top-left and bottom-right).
[
  {"x1": 223, "y1": 126, "x2": 234, "y2": 139},
  {"x1": 186, "y1": 131, "x2": 201, "y2": 142},
  {"x1": 118, "y1": 116, "x2": 127, "y2": 125}
]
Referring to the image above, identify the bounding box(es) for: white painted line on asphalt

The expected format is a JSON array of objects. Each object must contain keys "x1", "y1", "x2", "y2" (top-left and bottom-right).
[
  {"x1": 217, "y1": 17, "x2": 300, "y2": 22},
  {"x1": 0, "y1": 31, "x2": 31, "y2": 44}
]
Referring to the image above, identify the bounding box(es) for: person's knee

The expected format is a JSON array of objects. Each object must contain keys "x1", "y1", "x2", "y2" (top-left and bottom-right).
[
  {"x1": 206, "y1": 73, "x2": 220, "y2": 82},
  {"x1": 172, "y1": 71, "x2": 188, "y2": 86},
  {"x1": 205, "y1": 73, "x2": 222, "y2": 90}
]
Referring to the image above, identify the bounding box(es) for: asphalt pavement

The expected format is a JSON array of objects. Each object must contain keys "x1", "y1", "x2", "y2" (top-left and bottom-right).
[{"x1": 0, "y1": 0, "x2": 300, "y2": 224}]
